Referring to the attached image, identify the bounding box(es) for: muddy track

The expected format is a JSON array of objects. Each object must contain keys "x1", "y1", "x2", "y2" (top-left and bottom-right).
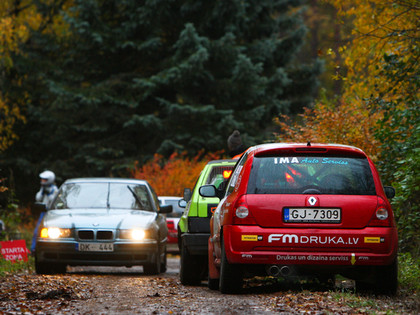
[{"x1": 0, "y1": 256, "x2": 418, "y2": 314}]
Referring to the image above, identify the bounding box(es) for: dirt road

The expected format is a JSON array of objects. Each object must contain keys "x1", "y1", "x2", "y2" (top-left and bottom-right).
[{"x1": 0, "y1": 256, "x2": 418, "y2": 314}]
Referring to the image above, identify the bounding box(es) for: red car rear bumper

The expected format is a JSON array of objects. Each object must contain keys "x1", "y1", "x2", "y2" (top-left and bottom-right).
[{"x1": 223, "y1": 225, "x2": 398, "y2": 266}]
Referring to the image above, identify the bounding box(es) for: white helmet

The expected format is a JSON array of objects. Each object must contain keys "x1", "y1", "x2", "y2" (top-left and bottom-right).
[{"x1": 39, "y1": 170, "x2": 55, "y2": 186}]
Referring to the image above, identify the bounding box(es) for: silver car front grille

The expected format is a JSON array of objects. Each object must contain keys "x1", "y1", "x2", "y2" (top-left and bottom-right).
[{"x1": 77, "y1": 230, "x2": 113, "y2": 240}]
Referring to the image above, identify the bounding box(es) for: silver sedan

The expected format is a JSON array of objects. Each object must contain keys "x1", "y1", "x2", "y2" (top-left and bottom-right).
[{"x1": 34, "y1": 178, "x2": 172, "y2": 275}]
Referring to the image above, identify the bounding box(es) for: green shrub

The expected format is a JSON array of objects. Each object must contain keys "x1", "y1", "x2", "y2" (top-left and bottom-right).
[
  {"x1": 372, "y1": 47, "x2": 419, "y2": 256},
  {"x1": 392, "y1": 147, "x2": 420, "y2": 256},
  {"x1": 399, "y1": 252, "x2": 420, "y2": 293}
]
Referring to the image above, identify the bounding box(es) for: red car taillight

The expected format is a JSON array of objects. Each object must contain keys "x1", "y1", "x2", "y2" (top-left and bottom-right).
[
  {"x1": 167, "y1": 221, "x2": 175, "y2": 229},
  {"x1": 232, "y1": 196, "x2": 257, "y2": 225},
  {"x1": 368, "y1": 197, "x2": 394, "y2": 227}
]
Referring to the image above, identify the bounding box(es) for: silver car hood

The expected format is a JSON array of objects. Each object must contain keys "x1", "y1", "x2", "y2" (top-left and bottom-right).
[{"x1": 43, "y1": 209, "x2": 157, "y2": 229}]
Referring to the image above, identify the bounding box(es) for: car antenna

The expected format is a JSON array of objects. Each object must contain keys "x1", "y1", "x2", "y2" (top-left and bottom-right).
[{"x1": 307, "y1": 141, "x2": 311, "y2": 146}]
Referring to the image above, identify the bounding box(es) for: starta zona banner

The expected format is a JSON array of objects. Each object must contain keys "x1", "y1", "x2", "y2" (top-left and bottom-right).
[{"x1": 0, "y1": 240, "x2": 29, "y2": 262}]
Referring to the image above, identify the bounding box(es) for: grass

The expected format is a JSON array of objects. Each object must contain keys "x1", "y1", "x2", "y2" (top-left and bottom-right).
[
  {"x1": 333, "y1": 292, "x2": 378, "y2": 308},
  {"x1": 0, "y1": 256, "x2": 34, "y2": 276}
]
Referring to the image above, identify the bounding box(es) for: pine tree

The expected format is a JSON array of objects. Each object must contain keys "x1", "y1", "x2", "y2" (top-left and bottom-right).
[{"x1": 4, "y1": 0, "x2": 320, "y2": 185}]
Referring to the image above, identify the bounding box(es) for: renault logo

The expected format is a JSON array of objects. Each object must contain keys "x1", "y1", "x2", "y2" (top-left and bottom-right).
[{"x1": 308, "y1": 196, "x2": 317, "y2": 206}]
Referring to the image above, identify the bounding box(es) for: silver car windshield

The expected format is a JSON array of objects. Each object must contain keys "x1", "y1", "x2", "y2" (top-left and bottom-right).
[{"x1": 51, "y1": 183, "x2": 153, "y2": 210}]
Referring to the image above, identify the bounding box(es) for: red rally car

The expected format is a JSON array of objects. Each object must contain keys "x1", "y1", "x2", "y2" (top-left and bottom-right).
[{"x1": 200, "y1": 143, "x2": 398, "y2": 294}]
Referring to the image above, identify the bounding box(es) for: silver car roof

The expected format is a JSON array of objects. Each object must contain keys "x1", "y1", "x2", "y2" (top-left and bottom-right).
[{"x1": 63, "y1": 178, "x2": 149, "y2": 185}]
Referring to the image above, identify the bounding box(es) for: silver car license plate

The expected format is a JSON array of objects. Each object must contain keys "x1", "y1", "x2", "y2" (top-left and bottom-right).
[
  {"x1": 284, "y1": 208, "x2": 341, "y2": 223},
  {"x1": 77, "y1": 242, "x2": 114, "y2": 252}
]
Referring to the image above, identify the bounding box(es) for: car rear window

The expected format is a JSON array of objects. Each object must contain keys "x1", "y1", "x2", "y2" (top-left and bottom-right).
[
  {"x1": 205, "y1": 165, "x2": 234, "y2": 189},
  {"x1": 247, "y1": 156, "x2": 376, "y2": 195}
]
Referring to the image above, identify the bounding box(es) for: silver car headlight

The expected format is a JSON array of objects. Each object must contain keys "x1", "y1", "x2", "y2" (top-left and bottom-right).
[
  {"x1": 120, "y1": 229, "x2": 149, "y2": 240},
  {"x1": 40, "y1": 227, "x2": 72, "y2": 239}
]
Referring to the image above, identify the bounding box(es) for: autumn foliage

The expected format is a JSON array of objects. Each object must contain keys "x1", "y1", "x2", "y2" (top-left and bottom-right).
[
  {"x1": 276, "y1": 0, "x2": 418, "y2": 160},
  {"x1": 274, "y1": 99, "x2": 381, "y2": 160},
  {"x1": 0, "y1": 0, "x2": 71, "y2": 152},
  {"x1": 132, "y1": 151, "x2": 224, "y2": 196},
  {"x1": 0, "y1": 9, "x2": 26, "y2": 151}
]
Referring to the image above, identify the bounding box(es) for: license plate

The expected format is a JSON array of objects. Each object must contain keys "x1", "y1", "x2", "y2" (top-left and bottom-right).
[
  {"x1": 284, "y1": 208, "x2": 341, "y2": 223},
  {"x1": 77, "y1": 242, "x2": 114, "y2": 252}
]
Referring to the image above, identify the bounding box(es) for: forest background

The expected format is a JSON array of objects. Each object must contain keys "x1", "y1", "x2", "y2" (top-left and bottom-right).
[{"x1": 0, "y1": 0, "x2": 418, "y2": 260}]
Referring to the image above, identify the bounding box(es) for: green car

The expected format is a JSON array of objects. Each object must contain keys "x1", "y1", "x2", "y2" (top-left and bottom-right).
[{"x1": 178, "y1": 159, "x2": 237, "y2": 285}]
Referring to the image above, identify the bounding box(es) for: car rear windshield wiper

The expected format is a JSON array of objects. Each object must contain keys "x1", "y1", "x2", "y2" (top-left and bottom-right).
[{"x1": 127, "y1": 185, "x2": 145, "y2": 209}]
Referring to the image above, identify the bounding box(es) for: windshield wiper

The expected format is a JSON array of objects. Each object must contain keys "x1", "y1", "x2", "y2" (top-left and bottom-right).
[
  {"x1": 127, "y1": 185, "x2": 144, "y2": 209},
  {"x1": 107, "y1": 183, "x2": 111, "y2": 209}
]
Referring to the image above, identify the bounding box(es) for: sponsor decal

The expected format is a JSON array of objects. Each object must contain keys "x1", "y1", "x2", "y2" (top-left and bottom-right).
[
  {"x1": 207, "y1": 204, "x2": 218, "y2": 217},
  {"x1": 273, "y1": 157, "x2": 349, "y2": 165},
  {"x1": 229, "y1": 165, "x2": 243, "y2": 188},
  {"x1": 276, "y1": 255, "x2": 299, "y2": 261},
  {"x1": 321, "y1": 158, "x2": 348, "y2": 165},
  {"x1": 234, "y1": 173, "x2": 242, "y2": 192},
  {"x1": 364, "y1": 237, "x2": 385, "y2": 243},
  {"x1": 329, "y1": 256, "x2": 350, "y2": 261},
  {"x1": 241, "y1": 235, "x2": 263, "y2": 241},
  {"x1": 274, "y1": 157, "x2": 299, "y2": 164},
  {"x1": 268, "y1": 234, "x2": 359, "y2": 245},
  {"x1": 275, "y1": 254, "x2": 350, "y2": 262}
]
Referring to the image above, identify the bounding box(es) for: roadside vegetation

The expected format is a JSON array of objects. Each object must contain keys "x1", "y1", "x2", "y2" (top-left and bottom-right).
[{"x1": 0, "y1": 179, "x2": 34, "y2": 246}]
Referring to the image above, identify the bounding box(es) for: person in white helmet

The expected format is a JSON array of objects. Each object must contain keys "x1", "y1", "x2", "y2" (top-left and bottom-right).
[
  {"x1": 32, "y1": 170, "x2": 58, "y2": 254},
  {"x1": 35, "y1": 170, "x2": 58, "y2": 208}
]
